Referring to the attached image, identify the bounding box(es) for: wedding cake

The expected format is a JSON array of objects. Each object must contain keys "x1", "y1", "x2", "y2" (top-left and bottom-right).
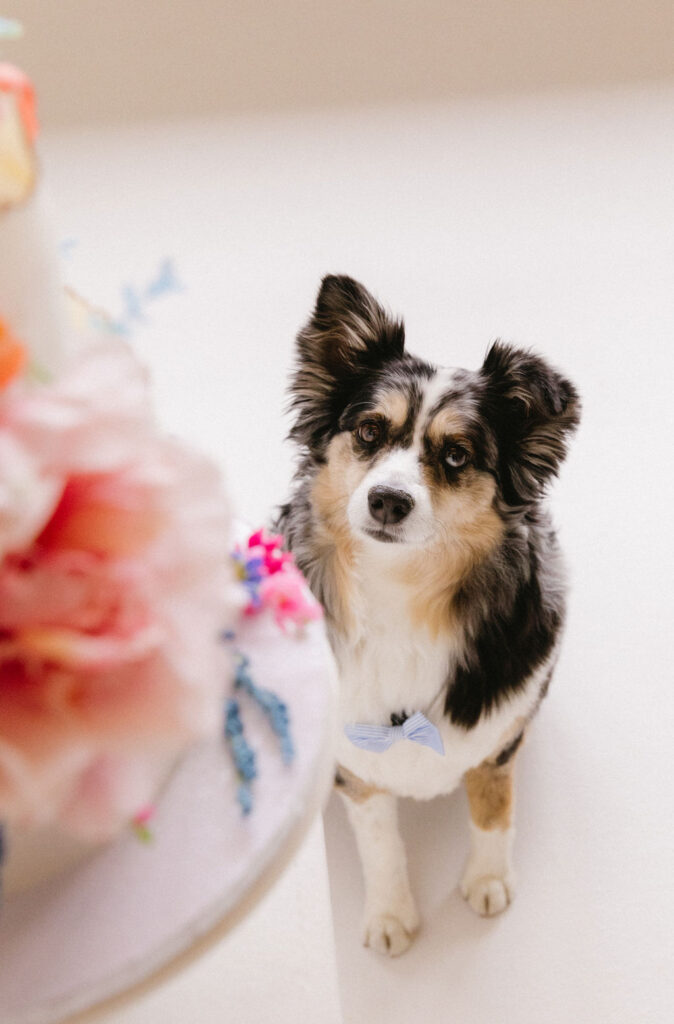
[{"x1": 0, "y1": 63, "x2": 233, "y2": 893}]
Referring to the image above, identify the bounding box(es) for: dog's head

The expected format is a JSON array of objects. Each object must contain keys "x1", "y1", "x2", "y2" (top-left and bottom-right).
[{"x1": 289, "y1": 275, "x2": 580, "y2": 552}]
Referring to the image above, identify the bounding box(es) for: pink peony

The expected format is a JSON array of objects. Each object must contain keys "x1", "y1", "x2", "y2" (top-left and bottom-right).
[{"x1": 0, "y1": 331, "x2": 232, "y2": 840}]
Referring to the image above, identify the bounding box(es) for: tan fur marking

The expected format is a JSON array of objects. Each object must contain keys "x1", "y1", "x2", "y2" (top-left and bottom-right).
[
  {"x1": 396, "y1": 547, "x2": 461, "y2": 638},
  {"x1": 426, "y1": 407, "x2": 473, "y2": 448},
  {"x1": 335, "y1": 764, "x2": 386, "y2": 803},
  {"x1": 464, "y1": 756, "x2": 515, "y2": 831},
  {"x1": 375, "y1": 389, "x2": 409, "y2": 429},
  {"x1": 311, "y1": 434, "x2": 364, "y2": 632},
  {"x1": 398, "y1": 472, "x2": 503, "y2": 637}
]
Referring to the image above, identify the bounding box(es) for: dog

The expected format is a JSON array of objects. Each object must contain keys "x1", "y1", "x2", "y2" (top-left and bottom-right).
[{"x1": 277, "y1": 275, "x2": 580, "y2": 956}]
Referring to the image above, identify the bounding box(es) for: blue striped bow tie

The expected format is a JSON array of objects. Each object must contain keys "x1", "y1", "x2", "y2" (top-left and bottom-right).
[{"x1": 344, "y1": 711, "x2": 444, "y2": 756}]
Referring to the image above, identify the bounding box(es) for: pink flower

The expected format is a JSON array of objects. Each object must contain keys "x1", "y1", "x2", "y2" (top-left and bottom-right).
[
  {"x1": 0, "y1": 334, "x2": 232, "y2": 840},
  {"x1": 234, "y1": 527, "x2": 320, "y2": 626},
  {"x1": 247, "y1": 529, "x2": 293, "y2": 575},
  {"x1": 259, "y1": 568, "x2": 323, "y2": 632}
]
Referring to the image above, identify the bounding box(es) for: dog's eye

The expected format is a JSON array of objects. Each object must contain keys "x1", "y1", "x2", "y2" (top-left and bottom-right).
[
  {"x1": 356, "y1": 421, "x2": 381, "y2": 446},
  {"x1": 445, "y1": 444, "x2": 469, "y2": 468}
]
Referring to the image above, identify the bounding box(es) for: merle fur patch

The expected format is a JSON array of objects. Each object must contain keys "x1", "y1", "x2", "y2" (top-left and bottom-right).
[{"x1": 289, "y1": 275, "x2": 433, "y2": 453}]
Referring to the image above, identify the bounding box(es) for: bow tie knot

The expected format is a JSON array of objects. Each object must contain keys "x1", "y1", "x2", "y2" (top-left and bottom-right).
[{"x1": 344, "y1": 711, "x2": 444, "y2": 756}]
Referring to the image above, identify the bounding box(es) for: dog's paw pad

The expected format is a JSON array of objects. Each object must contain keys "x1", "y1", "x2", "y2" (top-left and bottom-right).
[
  {"x1": 461, "y1": 874, "x2": 513, "y2": 917},
  {"x1": 363, "y1": 912, "x2": 418, "y2": 956}
]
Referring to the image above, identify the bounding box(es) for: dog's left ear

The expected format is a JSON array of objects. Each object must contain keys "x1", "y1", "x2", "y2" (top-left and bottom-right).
[
  {"x1": 480, "y1": 341, "x2": 580, "y2": 505},
  {"x1": 289, "y1": 275, "x2": 405, "y2": 450}
]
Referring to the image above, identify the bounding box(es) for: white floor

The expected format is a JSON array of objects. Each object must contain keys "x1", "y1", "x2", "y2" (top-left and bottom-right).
[{"x1": 43, "y1": 82, "x2": 674, "y2": 1023}]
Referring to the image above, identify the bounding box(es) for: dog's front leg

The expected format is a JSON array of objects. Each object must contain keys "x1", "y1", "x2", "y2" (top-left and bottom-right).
[
  {"x1": 336, "y1": 766, "x2": 420, "y2": 956},
  {"x1": 461, "y1": 750, "x2": 518, "y2": 916}
]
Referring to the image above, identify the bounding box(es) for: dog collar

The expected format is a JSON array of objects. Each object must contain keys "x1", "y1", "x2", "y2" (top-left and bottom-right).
[{"x1": 344, "y1": 710, "x2": 444, "y2": 756}]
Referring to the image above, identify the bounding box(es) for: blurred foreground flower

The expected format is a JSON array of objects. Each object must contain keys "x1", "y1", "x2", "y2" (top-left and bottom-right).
[{"x1": 0, "y1": 325, "x2": 231, "y2": 840}]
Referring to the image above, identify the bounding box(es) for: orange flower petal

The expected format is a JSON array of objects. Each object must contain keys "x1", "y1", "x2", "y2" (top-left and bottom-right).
[{"x1": 0, "y1": 317, "x2": 27, "y2": 388}]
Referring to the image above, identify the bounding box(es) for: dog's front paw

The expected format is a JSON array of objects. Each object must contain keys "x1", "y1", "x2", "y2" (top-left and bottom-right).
[
  {"x1": 460, "y1": 871, "x2": 514, "y2": 917},
  {"x1": 363, "y1": 901, "x2": 420, "y2": 956}
]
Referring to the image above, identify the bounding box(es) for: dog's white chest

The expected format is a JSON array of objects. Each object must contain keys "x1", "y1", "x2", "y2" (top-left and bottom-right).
[
  {"x1": 334, "y1": 594, "x2": 452, "y2": 727},
  {"x1": 332, "y1": 557, "x2": 542, "y2": 800},
  {"x1": 332, "y1": 570, "x2": 454, "y2": 797}
]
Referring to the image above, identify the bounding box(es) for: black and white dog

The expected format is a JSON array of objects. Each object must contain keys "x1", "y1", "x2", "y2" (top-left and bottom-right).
[{"x1": 278, "y1": 275, "x2": 580, "y2": 955}]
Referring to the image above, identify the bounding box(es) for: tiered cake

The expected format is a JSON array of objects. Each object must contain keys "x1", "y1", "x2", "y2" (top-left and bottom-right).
[{"x1": 0, "y1": 64, "x2": 233, "y2": 893}]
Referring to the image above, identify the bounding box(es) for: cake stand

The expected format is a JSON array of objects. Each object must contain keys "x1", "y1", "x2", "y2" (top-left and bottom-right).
[{"x1": 0, "y1": 610, "x2": 336, "y2": 1024}]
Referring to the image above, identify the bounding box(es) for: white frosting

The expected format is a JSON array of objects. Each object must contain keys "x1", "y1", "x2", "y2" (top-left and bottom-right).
[
  {"x1": 4, "y1": 826, "x2": 96, "y2": 894},
  {"x1": 4, "y1": 751, "x2": 180, "y2": 895}
]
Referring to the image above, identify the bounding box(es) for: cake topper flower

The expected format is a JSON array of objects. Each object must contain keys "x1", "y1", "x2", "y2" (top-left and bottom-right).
[{"x1": 232, "y1": 528, "x2": 321, "y2": 631}]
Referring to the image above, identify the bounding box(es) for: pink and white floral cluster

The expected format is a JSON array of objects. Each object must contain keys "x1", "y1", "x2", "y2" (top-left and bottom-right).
[
  {"x1": 0, "y1": 315, "x2": 232, "y2": 840},
  {"x1": 232, "y1": 528, "x2": 322, "y2": 632}
]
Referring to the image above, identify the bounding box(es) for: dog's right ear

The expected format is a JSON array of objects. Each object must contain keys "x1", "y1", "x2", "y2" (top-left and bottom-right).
[
  {"x1": 480, "y1": 341, "x2": 581, "y2": 506},
  {"x1": 289, "y1": 275, "x2": 405, "y2": 451}
]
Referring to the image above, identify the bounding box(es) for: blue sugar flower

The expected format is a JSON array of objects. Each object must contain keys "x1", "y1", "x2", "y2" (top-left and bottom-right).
[{"x1": 224, "y1": 698, "x2": 257, "y2": 815}]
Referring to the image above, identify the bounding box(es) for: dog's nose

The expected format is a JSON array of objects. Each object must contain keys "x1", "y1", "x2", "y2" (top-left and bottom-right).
[{"x1": 368, "y1": 486, "x2": 415, "y2": 526}]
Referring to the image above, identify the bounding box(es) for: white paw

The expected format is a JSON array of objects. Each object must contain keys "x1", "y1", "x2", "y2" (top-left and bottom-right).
[
  {"x1": 460, "y1": 872, "x2": 514, "y2": 917},
  {"x1": 363, "y1": 903, "x2": 420, "y2": 956}
]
